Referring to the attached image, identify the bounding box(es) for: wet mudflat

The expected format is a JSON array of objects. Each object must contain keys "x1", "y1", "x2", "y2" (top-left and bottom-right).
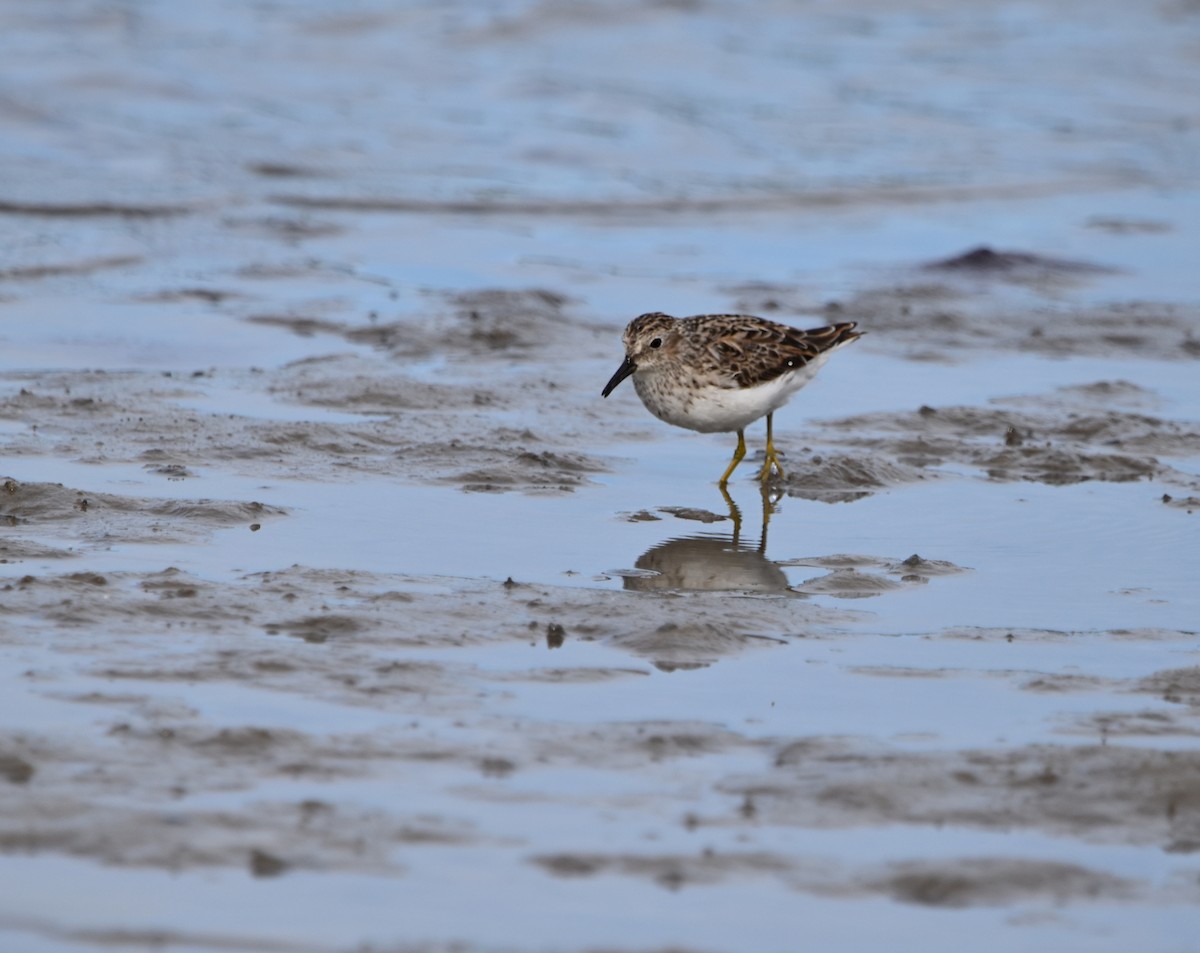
[{"x1": 2, "y1": 2, "x2": 1200, "y2": 951}]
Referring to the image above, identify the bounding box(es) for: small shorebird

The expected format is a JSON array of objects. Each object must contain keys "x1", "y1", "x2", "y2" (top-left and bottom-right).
[{"x1": 601, "y1": 312, "x2": 861, "y2": 485}]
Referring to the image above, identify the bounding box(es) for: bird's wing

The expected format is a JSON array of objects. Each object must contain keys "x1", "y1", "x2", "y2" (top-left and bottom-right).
[{"x1": 696, "y1": 316, "x2": 861, "y2": 389}]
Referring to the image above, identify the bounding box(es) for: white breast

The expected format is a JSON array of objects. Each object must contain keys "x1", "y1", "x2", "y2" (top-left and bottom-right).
[{"x1": 633, "y1": 351, "x2": 833, "y2": 434}]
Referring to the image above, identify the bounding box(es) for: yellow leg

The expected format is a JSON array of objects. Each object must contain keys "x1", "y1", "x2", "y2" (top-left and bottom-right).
[
  {"x1": 759, "y1": 413, "x2": 786, "y2": 482},
  {"x1": 756, "y1": 479, "x2": 775, "y2": 554},
  {"x1": 717, "y1": 482, "x2": 744, "y2": 546},
  {"x1": 718, "y1": 429, "x2": 747, "y2": 486}
]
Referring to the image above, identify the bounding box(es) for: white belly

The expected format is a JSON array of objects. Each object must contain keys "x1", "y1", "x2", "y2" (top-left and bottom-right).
[{"x1": 632, "y1": 353, "x2": 832, "y2": 434}]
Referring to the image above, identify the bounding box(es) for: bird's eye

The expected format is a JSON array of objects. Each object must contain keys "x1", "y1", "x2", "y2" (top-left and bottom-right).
[{"x1": 649, "y1": 338, "x2": 662, "y2": 349}]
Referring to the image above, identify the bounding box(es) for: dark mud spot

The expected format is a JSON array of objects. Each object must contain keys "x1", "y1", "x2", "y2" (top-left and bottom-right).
[
  {"x1": 622, "y1": 509, "x2": 663, "y2": 522},
  {"x1": 637, "y1": 730, "x2": 731, "y2": 761},
  {"x1": 531, "y1": 850, "x2": 791, "y2": 890},
  {"x1": 246, "y1": 314, "x2": 347, "y2": 338},
  {"x1": 0, "y1": 754, "x2": 34, "y2": 785},
  {"x1": 0, "y1": 200, "x2": 190, "y2": 218},
  {"x1": 657, "y1": 506, "x2": 728, "y2": 523},
  {"x1": 0, "y1": 255, "x2": 143, "y2": 282},
  {"x1": 223, "y1": 215, "x2": 346, "y2": 241},
  {"x1": 1022, "y1": 673, "x2": 1113, "y2": 694},
  {"x1": 247, "y1": 162, "x2": 327, "y2": 179},
  {"x1": 534, "y1": 853, "x2": 605, "y2": 877},
  {"x1": 268, "y1": 183, "x2": 1095, "y2": 219},
  {"x1": 136, "y1": 287, "x2": 246, "y2": 304},
  {"x1": 144, "y1": 463, "x2": 195, "y2": 480},
  {"x1": 1086, "y1": 216, "x2": 1172, "y2": 235},
  {"x1": 923, "y1": 246, "x2": 1114, "y2": 277},
  {"x1": 479, "y1": 757, "x2": 517, "y2": 778},
  {"x1": 248, "y1": 848, "x2": 289, "y2": 878},
  {"x1": 867, "y1": 858, "x2": 1134, "y2": 907},
  {"x1": 196, "y1": 727, "x2": 293, "y2": 755},
  {"x1": 893, "y1": 553, "x2": 965, "y2": 576},
  {"x1": 263, "y1": 614, "x2": 365, "y2": 644}
]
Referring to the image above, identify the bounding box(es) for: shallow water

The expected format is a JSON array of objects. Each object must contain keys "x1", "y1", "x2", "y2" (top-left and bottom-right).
[{"x1": 2, "y1": 2, "x2": 1200, "y2": 952}]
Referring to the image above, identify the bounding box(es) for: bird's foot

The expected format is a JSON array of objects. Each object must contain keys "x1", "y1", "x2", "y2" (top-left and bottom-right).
[{"x1": 758, "y1": 449, "x2": 786, "y2": 484}]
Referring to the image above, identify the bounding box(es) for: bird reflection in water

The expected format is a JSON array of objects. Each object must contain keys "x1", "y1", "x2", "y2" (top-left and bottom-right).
[{"x1": 623, "y1": 484, "x2": 792, "y2": 593}]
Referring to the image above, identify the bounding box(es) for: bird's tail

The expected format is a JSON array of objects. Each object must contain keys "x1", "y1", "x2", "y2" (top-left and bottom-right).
[{"x1": 804, "y1": 321, "x2": 863, "y2": 353}]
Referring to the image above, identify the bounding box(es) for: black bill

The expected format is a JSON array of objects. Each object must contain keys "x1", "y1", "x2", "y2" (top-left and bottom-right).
[{"x1": 601, "y1": 356, "x2": 636, "y2": 397}]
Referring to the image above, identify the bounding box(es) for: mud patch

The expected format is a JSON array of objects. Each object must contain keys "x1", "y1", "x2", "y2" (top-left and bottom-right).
[
  {"x1": 1138, "y1": 667, "x2": 1200, "y2": 708},
  {"x1": 779, "y1": 452, "x2": 933, "y2": 502},
  {"x1": 0, "y1": 478, "x2": 283, "y2": 549},
  {"x1": 271, "y1": 354, "x2": 492, "y2": 412},
  {"x1": 344, "y1": 288, "x2": 592, "y2": 361},
  {"x1": 451, "y1": 448, "x2": 604, "y2": 493},
  {"x1": 0, "y1": 352, "x2": 611, "y2": 493},
  {"x1": 0, "y1": 255, "x2": 143, "y2": 283},
  {"x1": 0, "y1": 781, "x2": 470, "y2": 875},
  {"x1": 864, "y1": 857, "x2": 1135, "y2": 907},
  {"x1": 1161, "y1": 494, "x2": 1200, "y2": 513},
  {"x1": 245, "y1": 314, "x2": 347, "y2": 338},
  {"x1": 776, "y1": 554, "x2": 968, "y2": 599},
  {"x1": 725, "y1": 738, "x2": 1200, "y2": 852},
  {"x1": 1068, "y1": 710, "x2": 1200, "y2": 741},
  {"x1": 530, "y1": 846, "x2": 1148, "y2": 909},
  {"x1": 0, "y1": 564, "x2": 861, "y2": 683},
  {"x1": 814, "y1": 391, "x2": 1200, "y2": 493},
  {"x1": 262, "y1": 614, "x2": 366, "y2": 644},
  {"x1": 0, "y1": 754, "x2": 34, "y2": 785},
  {"x1": 0, "y1": 201, "x2": 189, "y2": 218}
]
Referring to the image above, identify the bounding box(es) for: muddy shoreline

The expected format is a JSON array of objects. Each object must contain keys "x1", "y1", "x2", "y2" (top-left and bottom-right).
[{"x1": 2, "y1": 1, "x2": 1199, "y2": 951}]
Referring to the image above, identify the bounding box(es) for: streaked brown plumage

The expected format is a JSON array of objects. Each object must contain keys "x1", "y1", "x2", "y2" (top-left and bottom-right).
[{"x1": 602, "y1": 312, "x2": 861, "y2": 484}]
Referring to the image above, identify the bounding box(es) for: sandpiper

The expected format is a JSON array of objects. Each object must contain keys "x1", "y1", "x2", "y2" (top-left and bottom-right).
[{"x1": 601, "y1": 312, "x2": 861, "y2": 485}]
